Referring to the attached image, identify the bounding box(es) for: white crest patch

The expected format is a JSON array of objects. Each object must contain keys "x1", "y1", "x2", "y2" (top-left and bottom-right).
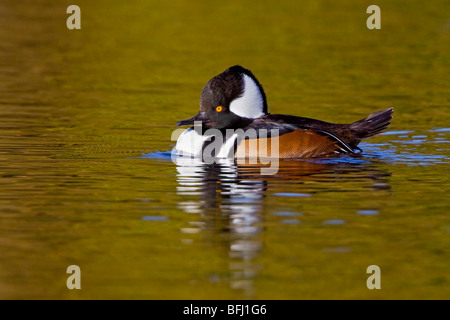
[{"x1": 229, "y1": 74, "x2": 265, "y2": 119}]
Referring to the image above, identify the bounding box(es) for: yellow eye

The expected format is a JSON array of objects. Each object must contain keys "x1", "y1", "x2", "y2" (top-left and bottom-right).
[{"x1": 216, "y1": 106, "x2": 223, "y2": 112}]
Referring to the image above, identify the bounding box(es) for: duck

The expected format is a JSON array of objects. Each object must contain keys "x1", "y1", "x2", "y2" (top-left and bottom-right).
[{"x1": 175, "y1": 65, "x2": 393, "y2": 159}]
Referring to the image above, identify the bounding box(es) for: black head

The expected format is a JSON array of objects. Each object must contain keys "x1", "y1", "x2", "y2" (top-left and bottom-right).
[{"x1": 176, "y1": 65, "x2": 268, "y2": 130}]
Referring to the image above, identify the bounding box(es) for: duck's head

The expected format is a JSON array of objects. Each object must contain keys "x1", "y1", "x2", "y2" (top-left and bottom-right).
[{"x1": 176, "y1": 65, "x2": 268, "y2": 130}]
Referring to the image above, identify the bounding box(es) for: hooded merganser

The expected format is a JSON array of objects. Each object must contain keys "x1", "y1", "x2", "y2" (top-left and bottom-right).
[{"x1": 175, "y1": 65, "x2": 393, "y2": 159}]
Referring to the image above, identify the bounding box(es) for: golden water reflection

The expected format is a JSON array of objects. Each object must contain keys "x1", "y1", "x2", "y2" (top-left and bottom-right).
[{"x1": 174, "y1": 156, "x2": 391, "y2": 295}]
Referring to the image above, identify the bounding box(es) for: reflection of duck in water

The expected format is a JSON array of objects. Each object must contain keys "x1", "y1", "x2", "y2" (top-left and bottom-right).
[
  {"x1": 175, "y1": 156, "x2": 390, "y2": 215},
  {"x1": 175, "y1": 65, "x2": 393, "y2": 159},
  {"x1": 176, "y1": 157, "x2": 266, "y2": 295},
  {"x1": 174, "y1": 156, "x2": 391, "y2": 295}
]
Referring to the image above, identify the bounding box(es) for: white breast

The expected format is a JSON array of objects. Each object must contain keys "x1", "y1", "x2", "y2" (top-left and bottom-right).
[
  {"x1": 174, "y1": 127, "x2": 238, "y2": 159},
  {"x1": 174, "y1": 127, "x2": 208, "y2": 157}
]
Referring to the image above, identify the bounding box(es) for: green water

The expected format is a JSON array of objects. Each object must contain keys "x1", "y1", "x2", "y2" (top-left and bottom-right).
[{"x1": 0, "y1": 0, "x2": 449, "y2": 299}]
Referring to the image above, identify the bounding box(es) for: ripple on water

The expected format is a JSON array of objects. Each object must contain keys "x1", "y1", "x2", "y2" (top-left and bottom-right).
[
  {"x1": 357, "y1": 210, "x2": 379, "y2": 216},
  {"x1": 281, "y1": 219, "x2": 300, "y2": 225},
  {"x1": 380, "y1": 130, "x2": 414, "y2": 136},
  {"x1": 273, "y1": 193, "x2": 311, "y2": 197},
  {"x1": 429, "y1": 127, "x2": 450, "y2": 133},
  {"x1": 323, "y1": 219, "x2": 346, "y2": 225},
  {"x1": 272, "y1": 211, "x2": 302, "y2": 216},
  {"x1": 142, "y1": 216, "x2": 169, "y2": 221},
  {"x1": 360, "y1": 128, "x2": 450, "y2": 166},
  {"x1": 141, "y1": 151, "x2": 173, "y2": 160}
]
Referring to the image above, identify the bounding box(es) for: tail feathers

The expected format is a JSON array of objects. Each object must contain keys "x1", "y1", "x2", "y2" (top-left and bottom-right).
[{"x1": 350, "y1": 107, "x2": 394, "y2": 141}]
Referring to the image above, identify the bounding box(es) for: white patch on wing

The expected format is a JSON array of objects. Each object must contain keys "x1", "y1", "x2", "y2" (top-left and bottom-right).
[{"x1": 229, "y1": 74, "x2": 264, "y2": 119}]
